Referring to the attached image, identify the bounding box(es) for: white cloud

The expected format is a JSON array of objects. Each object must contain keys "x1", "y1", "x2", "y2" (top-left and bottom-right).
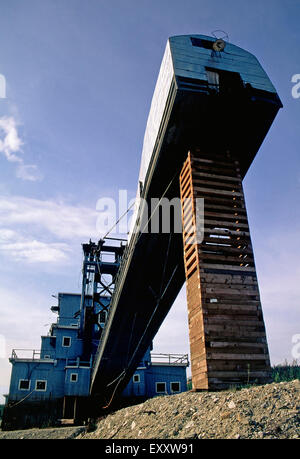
[
  {"x1": 0, "y1": 228, "x2": 17, "y2": 242},
  {"x1": 0, "y1": 116, "x2": 42, "y2": 181},
  {"x1": 16, "y1": 163, "x2": 43, "y2": 182},
  {"x1": 1, "y1": 239, "x2": 70, "y2": 263},
  {"x1": 0, "y1": 195, "x2": 99, "y2": 264},
  {"x1": 0, "y1": 116, "x2": 23, "y2": 163},
  {"x1": 0, "y1": 227, "x2": 70, "y2": 263},
  {"x1": 0, "y1": 195, "x2": 99, "y2": 240}
]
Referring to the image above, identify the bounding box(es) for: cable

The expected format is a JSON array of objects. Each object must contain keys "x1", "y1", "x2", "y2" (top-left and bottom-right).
[
  {"x1": 7, "y1": 388, "x2": 35, "y2": 408},
  {"x1": 102, "y1": 201, "x2": 135, "y2": 240},
  {"x1": 102, "y1": 371, "x2": 126, "y2": 410},
  {"x1": 110, "y1": 165, "x2": 180, "y2": 281},
  {"x1": 126, "y1": 312, "x2": 137, "y2": 368},
  {"x1": 106, "y1": 369, "x2": 126, "y2": 388},
  {"x1": 104, "y1": 164, "x2": 180, "y2": 253},
  {"x1": 101, "y1": 264, "x2": 179, "y2": 411},
  {"x1": 115, "y1": 232, "x2": 174, "y2": 384},
  {"x1": 136, "y1": 168, "x2": 180, "y2": 241},
  {"x1": 94, "y1": 165, "x2": 183, "y2": 406},
  {"x1": 127, "y1": 259, "x2": 177, "y2": 373}
]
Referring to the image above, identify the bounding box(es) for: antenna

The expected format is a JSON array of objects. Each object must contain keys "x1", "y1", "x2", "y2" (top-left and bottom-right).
[{"x1": 211, "y1": 30, "x2": 229, "y2": 41}]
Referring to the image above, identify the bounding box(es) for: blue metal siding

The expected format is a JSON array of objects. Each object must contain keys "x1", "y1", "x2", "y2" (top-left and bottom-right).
[
  {"x1": 64, "y1": 368, "x2": 91, "y2": 396},
  {"x1": 122, "y1": 370, "x2": 146, "y2": 397},
  {"x1": 57, "y1": 293, "x2": 81, "y2": 327},
  {"x1": 169, "y1": 35, "x2": 276, "y2": 93},
  {"x1": 51, "y1": 327, "x2": 83, "y2": 360},
  {"x1": 137, "y1": 346, "x2": 151, "y2": 368},
  {"x1": 145, "y1": 366, "x2": 187, "y2": 398},
  {"x1": 8, "y1": 361, "x2": 65, "y2": 401},
  {"x1": 122, "y1": 365, "x2": 187, "y2": 398},
  {"x1": 41, "y1": 336, "x2": 56, "y2": 359}
]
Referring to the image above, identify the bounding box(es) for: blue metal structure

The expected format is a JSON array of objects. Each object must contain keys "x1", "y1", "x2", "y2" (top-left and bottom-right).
[
  {"x1": 2, "y1": 33, "x2": 282, "y2": 428},
  {"x1": 2, "y1": 240, "x2": 188, "y2": 430},
  {"x1": 123, "y1": 350, "x2": 188, "y2": 399}
]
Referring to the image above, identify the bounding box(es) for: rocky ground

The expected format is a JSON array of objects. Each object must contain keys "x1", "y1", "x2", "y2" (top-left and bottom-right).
[
  {"x1": 0, "y1": 380, "x2": 299, "y2": 439},
  {"x1": 81, "y1": 379, "x2": 300, "y2": 440},
  {"x1": 0, "y1": 426, "x2": 85, "y2": 439}
]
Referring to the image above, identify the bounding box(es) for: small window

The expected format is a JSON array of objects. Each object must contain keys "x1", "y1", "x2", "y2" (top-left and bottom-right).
[
  {"x1": 62, "y1": 336, "x2": 71, "y2": 347},
  {"x1": 70, "y1": 373, "x2": 78, "y2": 383},
  {"x1": 171, "y1": 382, "x2": 181, "y2": 393},
  {"x1": 190, "y1": 37, "x2": 213, "y2": 50},
  {"x1": 133, "y1": 374, "x2": 140, "y2": 383},
  {"x1": 19, "y1": 379, "x2": 30, "y2": 391},
  {"x1": 35, "y1": 380, "x2": 47, "y2": 391},
  {"x1": 156, "y1": 382, "x2": 166, "y2": 394},
  {"x1": 98, "y1": 310, "x2": 107, "y2": 326},
  {"x1": 43, "y1": 355, "x2": 51, "y2": 359},
  {"x1": 206, "y1": 69, "x2": 220, "y2": 91}
]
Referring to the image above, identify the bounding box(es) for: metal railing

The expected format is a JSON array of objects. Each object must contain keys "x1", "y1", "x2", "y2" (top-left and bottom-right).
[
  {"x1": 65, "y1": 356, "x2": 92, "y2": 368},
  {"x1": 10, "y1": 349, "x2": 41, "y2": 360},
  {"x1": 151, "y1": 353, "x2": 189, "y2": 366}
]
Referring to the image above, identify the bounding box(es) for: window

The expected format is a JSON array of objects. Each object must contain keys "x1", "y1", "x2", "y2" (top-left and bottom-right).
[
  {"x1": 35, "y1": 380, "x2": 47, "y2": 391},
  {"x1": 19, "y1": 379, "x2": 30, "y2": 391},
  {"x1": 206, "y1": 68, "x2": 243, "y2": 95},
  {"x1": 133, "y1": 374, "x2": 140, "y2": 383},
  {"x1": 70, "y1": 373, "x2": 78, "y2": 383},
  {"x1": 171, "y1": 382, "x2": 181, "y2": 393},
  {"x1": 156, "y1": 382, "x2": 166, "y2": 394},
  {"x1": 43, "y1": 354, "x2": 51, "y2": 359},
  {"x1": 98, "y1": 310, "x2": 107, "y2": 326},
  {"x1": 206, "y1": 69, "x2": 220, "y2": 91},
  {"x1": 190, "y1": 37, "x2": 213, "y2": 50},
  {"x1": 62, "y1": 336, "x2": 71, "y2": 347}
]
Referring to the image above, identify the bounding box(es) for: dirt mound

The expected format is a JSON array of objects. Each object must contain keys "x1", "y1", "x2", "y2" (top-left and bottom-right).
[{"x1": 81, "y1": 380, "x2": 300, "y2": 440}]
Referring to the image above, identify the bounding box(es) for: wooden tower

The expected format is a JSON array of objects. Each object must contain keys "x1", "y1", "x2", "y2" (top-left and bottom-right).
[{"x1": 180, "y1": 149, "x2": 271, "y2": 390}]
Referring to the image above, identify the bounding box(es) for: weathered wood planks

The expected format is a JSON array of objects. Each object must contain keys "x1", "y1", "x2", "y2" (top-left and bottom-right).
[{"x1": 180, "y1": 150, "x2": 271, "y2": 390}]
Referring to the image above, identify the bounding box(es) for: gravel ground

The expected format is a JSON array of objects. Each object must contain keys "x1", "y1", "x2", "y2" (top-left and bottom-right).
[
  {"x1": 0, "y1": 426, "x2": 85, "y2": 439},
  {"x1": 81, "y1": 380, "x2": 300, "y2": 440},
  {"x1": 1, "y1": 380, "x2": 299, "y2": 439}
]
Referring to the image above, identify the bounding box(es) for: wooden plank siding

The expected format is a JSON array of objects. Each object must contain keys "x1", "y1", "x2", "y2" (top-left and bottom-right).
[{"x1": 179, "y1": 150, "x2": 271, "y2": 390}]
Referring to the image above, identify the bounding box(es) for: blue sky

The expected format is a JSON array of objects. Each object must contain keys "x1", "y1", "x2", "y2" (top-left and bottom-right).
[{"x1": 0, "y1": 0, "x2": 300, "y2": 402}]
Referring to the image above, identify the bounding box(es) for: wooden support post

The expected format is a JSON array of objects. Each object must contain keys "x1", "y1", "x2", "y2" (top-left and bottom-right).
[{"x1": 180, "y1": 150, "x2": 271, "y2": 390}]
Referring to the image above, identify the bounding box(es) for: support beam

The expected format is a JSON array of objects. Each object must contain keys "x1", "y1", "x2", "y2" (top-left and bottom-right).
[{"x1": 180, "y1": 150, "x2": 271, "y2": 390}]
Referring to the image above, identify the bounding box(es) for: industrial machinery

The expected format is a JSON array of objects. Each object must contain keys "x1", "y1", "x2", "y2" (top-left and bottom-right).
[{"x1": 91, "y1": 34, "x2": 282, "y2": 400}]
